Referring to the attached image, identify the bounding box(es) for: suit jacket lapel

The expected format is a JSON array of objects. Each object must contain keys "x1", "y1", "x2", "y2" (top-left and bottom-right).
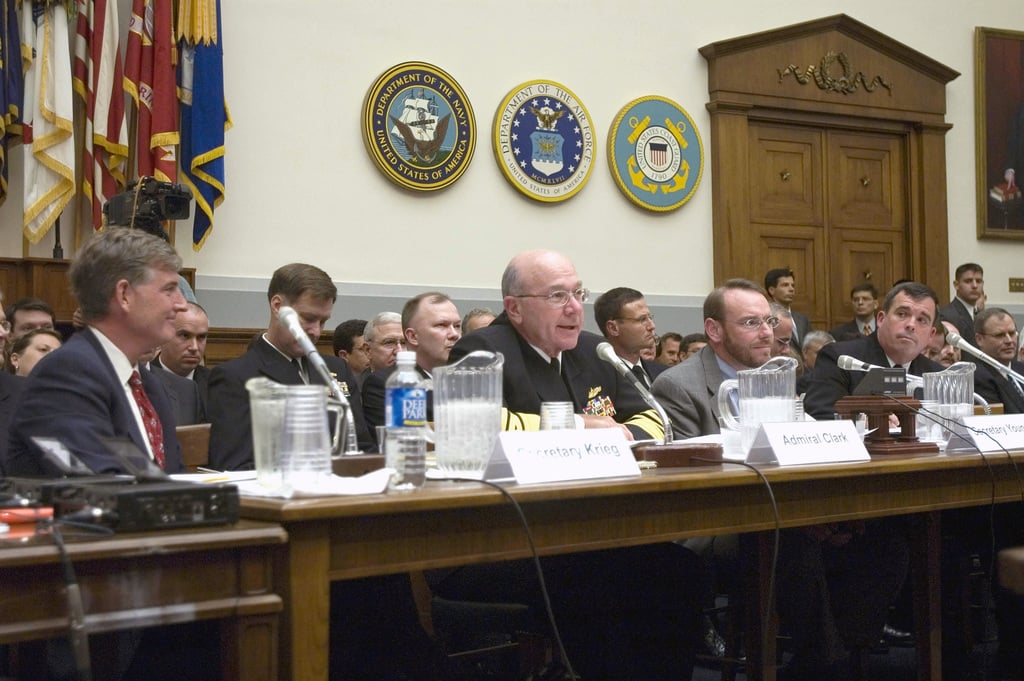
[
  {"x1": 700, "y1": 347, "x2": 725, "y2": 422},
  {"x1": 255, "y1": 338, "x2": 305, "y2": 385}
]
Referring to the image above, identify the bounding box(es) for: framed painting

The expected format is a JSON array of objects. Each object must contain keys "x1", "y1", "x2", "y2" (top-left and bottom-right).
[{"x1": 976, "y1": 27, "x2": 1024, "y2": 240}]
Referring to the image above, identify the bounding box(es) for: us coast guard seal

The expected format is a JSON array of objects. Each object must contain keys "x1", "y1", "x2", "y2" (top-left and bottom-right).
[
  {"x1": 607, "y1": 96, "x2": 703, "y2": 212},
  {"x1": 493, "y1": 80, "x2": 595, "y2": 203},
  {"x1": 362, "y1": 62, "x2": 476, "y2": 192}
]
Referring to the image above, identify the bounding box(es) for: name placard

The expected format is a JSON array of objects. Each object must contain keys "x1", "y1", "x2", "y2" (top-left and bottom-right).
[
  {"x1": 497, "y1": 429, "x2": 640, "y2": 484},
  {"x1": 959, "y1": 414, "x2": 1024, "y2": 452},
  {"x1": 746, "y1": 420, "x2": 869, "y2": 466}
]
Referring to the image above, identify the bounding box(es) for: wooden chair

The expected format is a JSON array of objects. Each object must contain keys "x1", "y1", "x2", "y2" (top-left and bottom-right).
[{"x1": 175, "y1": 423, "x2": 211, "y2": 472}]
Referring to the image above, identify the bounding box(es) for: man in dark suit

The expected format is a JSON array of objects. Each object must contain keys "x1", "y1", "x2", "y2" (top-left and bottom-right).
[
  {"x1": 361, "y1": 292, "x2": 460, "y2": 441},
  {"x1": 593, "y1": 286, "x2": 666, "y2": 396},
  {"x1": 791, "y1": 281, "x2": 942, "y2": 679},
  {"x1": 3, "y1": 229, "x2": 185, "y2": 476},
  {"x1": 145, "y1": 352, "x2": 205, "y2": 426},
  {"x1": 435, "y1": 250, "x2": 705, "y2": 680},
  {"x1": 207, "y1": 263, "x2": 372, "y2": 471},
  {"x1": 153, "y1": 301, "x2": 210, "y2": 413},
  {"x1": 765, "y1": 267, "x2": 812, "y2": 351},
  {"x1": 830, "y1": 283, "x2": 879, "y2": 341},
  {"x1": 804, "y1": 281, "x2": 943, "y2": 418},
  {"x1": 0, "y1": 372, "x2": 24, "y2": 465},
  {"x1": 971, "y1": 306, "x2": 1024, "y2": 413},
  {"x1": 939, "y1": 263, "x2": 985, "y2": 346}
]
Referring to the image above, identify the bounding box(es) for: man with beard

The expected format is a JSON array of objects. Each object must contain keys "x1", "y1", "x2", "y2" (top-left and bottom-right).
[{"x1": 651, "y1": 278, "x2": 777, "y2": 437}]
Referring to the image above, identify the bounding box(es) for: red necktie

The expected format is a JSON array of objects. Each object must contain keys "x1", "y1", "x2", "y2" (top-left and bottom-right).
[{"x1": 129, "y1": 370, "x2": 166, "y2": 469}]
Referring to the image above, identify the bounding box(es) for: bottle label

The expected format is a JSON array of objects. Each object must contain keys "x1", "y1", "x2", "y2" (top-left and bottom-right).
[{"x1": 385, "y1": 387, "x2": 427, "y2": 427}]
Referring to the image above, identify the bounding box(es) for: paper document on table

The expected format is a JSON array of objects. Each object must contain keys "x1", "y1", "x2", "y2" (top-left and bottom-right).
[{"x1": 235, "y1": 468, "x2": 392, "y2": 498}]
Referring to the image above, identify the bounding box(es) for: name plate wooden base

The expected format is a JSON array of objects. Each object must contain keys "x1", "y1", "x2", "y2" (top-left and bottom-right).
[
  {"x1": 834, "y1": 395, "x2": 939, "y2": 456},
  {"x1": 632, "y1": 442, "x2": 724, "y2": 468}
]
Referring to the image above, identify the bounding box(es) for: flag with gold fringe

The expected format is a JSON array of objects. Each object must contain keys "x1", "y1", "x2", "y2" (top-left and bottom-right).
[
  {"x1": 21, "y1": 0, "x2": 76, "y2": 244},
  {"x1": 124, "y1": 0, "x2": 176, "y2": 182},
  {"x1": 177, "y1": 0, "x2": 229, "y2": 250},
  {"x1": 1, "y1": 0, "x2": 24, "y2": 206},
  {"x1": 72, "y1": 0, "x2": 129, "y2": 230}
]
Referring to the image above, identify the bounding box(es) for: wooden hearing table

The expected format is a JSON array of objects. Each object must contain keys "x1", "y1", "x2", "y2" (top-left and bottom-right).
[
  {"x1": 239, "y1": 451, "x2": 1024, "y2": 681},
  {"x1": 0, "y1": 519, "x2": 287, "y2": 681}
]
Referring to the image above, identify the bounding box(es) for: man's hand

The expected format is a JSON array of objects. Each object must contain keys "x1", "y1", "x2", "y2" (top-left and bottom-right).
[{"x1": 581, "y1": 415, "x2": 634, "y2": 440}]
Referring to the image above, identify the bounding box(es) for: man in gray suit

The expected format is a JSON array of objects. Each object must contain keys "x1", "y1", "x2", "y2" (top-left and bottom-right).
[{"x1": 651, "y1": 278, "x2": 776, "y2": 437}]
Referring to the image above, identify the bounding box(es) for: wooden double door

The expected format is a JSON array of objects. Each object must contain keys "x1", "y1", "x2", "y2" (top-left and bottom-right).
[{"x1": 746, "y1": 120, "x2": 907, "y2": 329}]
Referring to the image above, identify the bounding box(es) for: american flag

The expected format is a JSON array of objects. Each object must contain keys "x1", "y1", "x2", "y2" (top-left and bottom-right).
[
  {"x1": 73, "y1": 0, "x2": 129, "y2": 230},
  {"x1": 125, "y1": 0, "x2": 178, "y2": 182}
]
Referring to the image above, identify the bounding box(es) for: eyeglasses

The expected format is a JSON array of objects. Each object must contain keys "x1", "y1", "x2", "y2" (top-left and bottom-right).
[
  {"x1": 729, "y1": 316, "x2": 780, "y2": 330},
  {"x1": 617, "y1": 314, "x2": 655, "y2": 325},
  {"x1": 375, "y1": 337, "x2": 406, "y2": 348},
  {"x1": 513, "y1": 287, "x2": 589, "y2": 307}
]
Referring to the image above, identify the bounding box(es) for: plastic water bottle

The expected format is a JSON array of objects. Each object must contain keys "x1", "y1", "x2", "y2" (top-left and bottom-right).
[{"x1": 384, "y1": 351, "x2": 427, "y2": 491}]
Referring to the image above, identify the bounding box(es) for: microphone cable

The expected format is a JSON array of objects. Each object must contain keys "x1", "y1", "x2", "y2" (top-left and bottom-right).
[
  {"x1": 693, "y1": 456, "x2": 782, "y2": 663},
  {"x1": 880, "y1": 393, "x2": 1024, "y2": 679},
  {"x1": 433, "y1": 476, "x2": 579, "y2": 680}
]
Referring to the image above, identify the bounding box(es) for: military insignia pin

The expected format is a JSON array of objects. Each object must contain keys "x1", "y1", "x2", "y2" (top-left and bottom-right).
[
  {"x1": 362, "y1": 62, "x2": 476, "y2": 192},
  {"x1": 493, "y1": 80, "x2": 595, "y2": 203},
  {"x1": 607, "y1": 95, "x2": 704, "y2": 212}
]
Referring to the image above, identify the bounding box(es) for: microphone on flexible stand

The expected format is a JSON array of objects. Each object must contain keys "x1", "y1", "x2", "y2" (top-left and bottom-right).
[
  {"x1": 945, "y1": 331, "x2": 1024, "y2": 390},
  {"x1": 596, "y1": 342, "x2": 673, "y2": 443},
  {"x1": 278, "y1": 305, "x2": 360, "y2": 454},
  {"x1": 277, "y1": 306, "x2": 348, "y2": 405}
]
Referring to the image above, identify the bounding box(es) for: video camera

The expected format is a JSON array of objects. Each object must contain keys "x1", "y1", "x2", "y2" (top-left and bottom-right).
[{"x1": 103, "y1": 177, "x2": 192, "y2": 238}]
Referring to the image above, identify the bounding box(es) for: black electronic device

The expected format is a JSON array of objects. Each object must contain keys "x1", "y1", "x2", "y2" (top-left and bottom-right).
[
  {"x1": 852, "y1": 367, "x2": 907, "y2": 396},
  {"x1": 103, "y1": 176, "x2": 191, "y2": 238},
  {"x1": 5, "y1": 437, "x2": 135, "y2": 510},
  {"x1": 71, "y1": 480, "x2": 239, "y2": 531}
]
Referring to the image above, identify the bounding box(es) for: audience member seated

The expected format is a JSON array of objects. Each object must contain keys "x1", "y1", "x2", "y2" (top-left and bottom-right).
[
  {"x1": 922, "y1": 318, "x2": 959, "y2": 368},
  {"x1": 679, "y1": 332, "x2": 709, "y2": 361},
  {"x1": 435, "y1": 249, "x2": 707, "y2": 680},
  {"x1": 143, "y1": 347, "x2": 205, "y2": 426},
  {"x1": 3, "y1": 229, "x2": 185, "y2": 476},
  {"x1": 7, "y1": 328, "x2": 62, "y2": 377},
  {"x1": 970, "y1": 306, "x2": 1024, "y2": 413},
  {"x1": 5, "y1": 296, "x2": 56, "y2": 340},
  {"x1": 207, "y1": 263, "x2": 372, "y2": 471},
  {"x1": 152, "y1": 301, "x2": 210, "y2": 413},
  {"x1": 461, "y1": 306, "x2": 496, "y2": 334},
  {"x1": 363, "y1": 311, "x2": 406, "y2": 372},
  {"x1": 829, "y1": 283, "x2": 878, "y2": 341},
  {"x1": 362, "y1": 292, "x2": 461, "y2": 437},
  {"x1": 798, "y1": 330, "x2": 834, "y2": 393},
  {"x1": 654, "y1": 330, "x2": 683, "y2": 366},
  {"x1": 800, "y1": 330, "x2": 834, "y2": 372},
  {"x1": 332, "y1": 318, "x2": 371, "y2": 386}
]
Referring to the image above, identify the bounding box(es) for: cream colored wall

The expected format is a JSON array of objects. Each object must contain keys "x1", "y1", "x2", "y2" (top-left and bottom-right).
[{"x1": 2, "y1": 0, "x2": 1023, "y2": 307}]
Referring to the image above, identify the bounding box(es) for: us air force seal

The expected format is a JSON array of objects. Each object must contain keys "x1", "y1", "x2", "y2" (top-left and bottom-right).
[
  {"x1": 607, "y1": 96, "x2": 704, "y2": 212},
  {"x1": 362, "y1": 62, "x2": 476, "y2": 192},
  {"x1": 493, "y1": 80, "x2": 595, "y2": 203}
]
